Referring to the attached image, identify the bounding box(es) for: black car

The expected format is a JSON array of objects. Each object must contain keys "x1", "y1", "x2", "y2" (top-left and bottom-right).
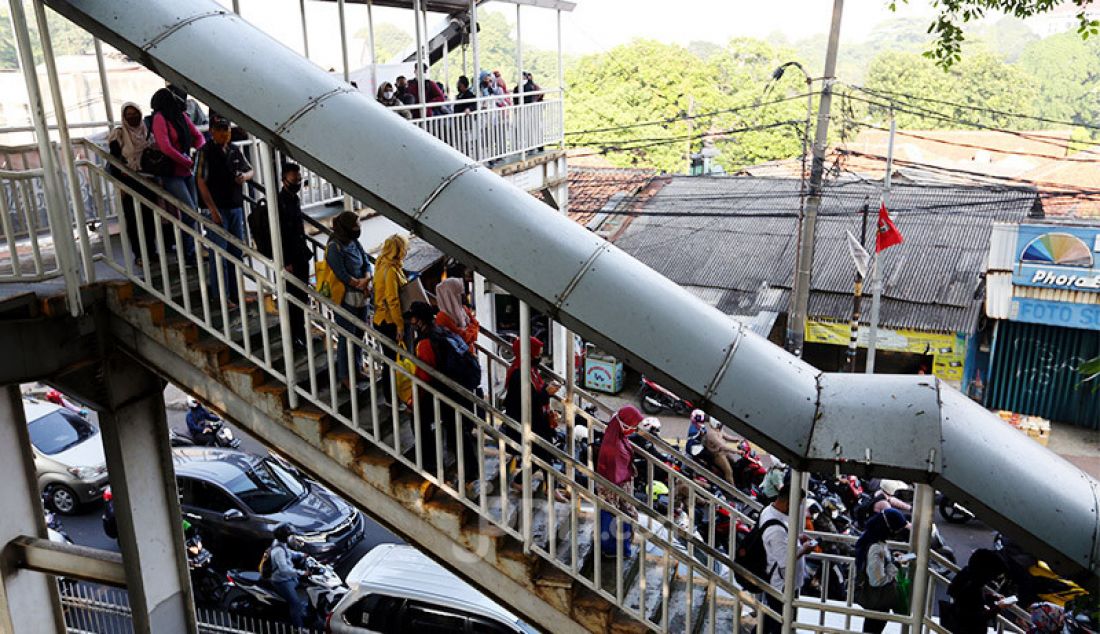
[{"x1": 103, "y1": 447, "x2": 364, "y2": 567}]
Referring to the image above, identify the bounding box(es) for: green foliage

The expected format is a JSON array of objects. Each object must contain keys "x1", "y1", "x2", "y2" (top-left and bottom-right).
[
  {"x1": 1018, "y1": 31, "x2": 1100, "y2": 136},
  {"x1": 1078, "y1": 355, "x2": 1100, "y2": 390},
  {"x1": 794, "y1": 17, "x2": 932, "y2": 84},
  {"x1": 355, "y1": 22, "x2": 413, "y2": 64},
  {"x1": 0, "y1": 5, "x2": 94, "y2": 71},
  {"x1": 894, "y1": 0, "x2": 1100, "y2": 69},
  {"x1": 563, "y1": 38, "x2": 808, "y2": 173},
  {"x1": 860, "y1": 49, "x2": 1040, "y2": 128},
  {"x1": 434, "y1": 11, "x2": 566, "y2": 93}
]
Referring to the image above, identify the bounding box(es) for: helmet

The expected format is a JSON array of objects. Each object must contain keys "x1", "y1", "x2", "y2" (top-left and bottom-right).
[
  {"x1": 639, "y1": 417, "x2": 661, "y2": 434},
  {"x1": 879, "y1": 479, "x2": 908, "y2": 497},
  {"x1": 690, "y1": 409, "x2": 706, "y2": 424},
  {"x1": 187, "y1": 397, "x2": 200, "y2": 409},
  {"x1": 273, "y1": 522, "x2": 295, "y2": 542},
  {"x1": 708, "y1": 417, "x2": 721, "y2": 430},
  {"x1": 572, "y1": 425, "x2": 589, "y2": 445}
]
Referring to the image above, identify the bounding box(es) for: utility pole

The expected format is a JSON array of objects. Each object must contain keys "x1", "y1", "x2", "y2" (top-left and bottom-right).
[
  {"x1": 786, "y1": 0, "x2": 844, "y2": 356},
  {"x1": 845, "y1": 203, "x2": 870, "y2": 372},
  {"x1": 686, "y1": 95, "x2": 696, "y2": 174},
  {"x1": 866, "y1": 112, "x2": 895, "y2": 374}
]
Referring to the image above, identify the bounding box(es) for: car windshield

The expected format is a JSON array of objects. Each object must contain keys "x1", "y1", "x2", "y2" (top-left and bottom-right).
[
  {"x1": 223, "y1": 458, "x2": 306, "y2": 515},
  {"x1": 28, "y1": 410, "x2": 96, "y2": 455}
]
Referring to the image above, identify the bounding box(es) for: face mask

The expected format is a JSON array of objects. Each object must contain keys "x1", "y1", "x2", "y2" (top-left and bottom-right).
[
  {"x1": 351, "y1": 226, "x2": 361, "y2": 239},
  {"x1": 211, "y1": 130, "x2": 231, "y2": 145},
  {"x1": 383, "y1": 90, "x2": 394, "y2": 100},
  {"x1": 286, "y1": 181, "x2": 301, "y2": 193}
]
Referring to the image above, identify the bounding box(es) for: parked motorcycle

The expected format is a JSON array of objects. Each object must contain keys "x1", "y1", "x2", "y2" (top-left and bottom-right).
[
  {"x1": 185, "y1": 531, "x2": 227, "y2": 607},
  {"x1": 994, "y1": 533, "x2": 1091, "y2": 607},
  {"x1": 170, "y1": 418, "x2": 241, "y2": 449},
  {"x1": 223, "y1": 556, "x2": 347, "y2": 627},
  {"x1": 938, "y1": 494, "x2": 976, "y2": 524},
  {"x1": 638, "y1": 376, "x2": 693, "y2": 416},
  {"x1": 43, "y1": 492, "x2": 73, "y2": 545}
]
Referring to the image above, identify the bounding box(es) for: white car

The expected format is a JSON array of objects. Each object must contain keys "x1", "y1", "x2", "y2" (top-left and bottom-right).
[
  {"x1": 24, "y1": 399, "x2": 108, "y2": 514},
  {"x1": 329, "y1": 544, "x2": 535, "y2": 633}
]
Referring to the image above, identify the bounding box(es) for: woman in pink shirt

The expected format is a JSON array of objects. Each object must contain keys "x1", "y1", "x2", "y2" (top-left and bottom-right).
[{"x1": 150, "y1": 87, "x2": 205, "y2": 263}]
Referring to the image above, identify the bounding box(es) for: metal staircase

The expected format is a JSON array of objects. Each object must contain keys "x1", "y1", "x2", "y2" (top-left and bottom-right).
[{"x1": 0, "y1": 0, "x2": 1094, "y2": 631}]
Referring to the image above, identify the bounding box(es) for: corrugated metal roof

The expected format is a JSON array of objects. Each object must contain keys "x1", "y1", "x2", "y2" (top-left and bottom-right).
[{"x1": 614, "y1": 176, "x2": 1038, "y2": 333}]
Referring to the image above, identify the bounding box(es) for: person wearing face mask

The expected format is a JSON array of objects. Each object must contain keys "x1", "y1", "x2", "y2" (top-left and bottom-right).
[
  {"x1": 107, "y1": 102, "x2": 156, "y2": 266},
  {"x1": 195, "y1": 117, "x2": 253, "y2": 309},
  {"x1": 277, "y1": 163, "x2": 312, "y2": 349},
  {"x1": 325, "y1": 211, "x2": 372, "y2": 389},
  {"x1": 150, "y1": 87, "x2": 205, "y2": 264},
  {"x1": 376, "y1": 81, "x2": 411, "y2": 120}
]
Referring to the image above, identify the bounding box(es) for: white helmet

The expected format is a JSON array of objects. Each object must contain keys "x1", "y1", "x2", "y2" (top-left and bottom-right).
[
  {"x1": 690, "y1": 409, "x2": 707, "y2": 425},
  {"x1": 708, "y1": 417, "x2": 722, "y2": 430},
  {"x1": 639, "y1": 417, "x2": 661, "y2": 434},
  {"x1": 186, "y1": 397, "x2": 199, "y2": 409},
  {"x1": 879, "y1": 479, "x2": 909, "y2": 497},
  {"x1": 572, "y1": 424, "x2": 589, "y2": 444}
]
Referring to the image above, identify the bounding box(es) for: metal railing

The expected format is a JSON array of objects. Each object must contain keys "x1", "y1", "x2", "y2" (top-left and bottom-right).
[
  {"x1": 60, "y1": 581, "x2": 318, "y2": 634},
  {"x1": 390, "y1": 90, "x2": 564, "y2": 163}
]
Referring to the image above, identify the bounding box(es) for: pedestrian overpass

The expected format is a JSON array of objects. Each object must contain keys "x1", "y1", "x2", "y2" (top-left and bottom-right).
[{"x1": 0, "y1": 0, "x2": 1096, "y2": 633}]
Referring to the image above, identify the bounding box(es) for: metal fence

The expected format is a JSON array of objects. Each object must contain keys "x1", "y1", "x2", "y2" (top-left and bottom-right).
[{"x1": 61, "y1": 582, "x2": 319, "y2": 634}]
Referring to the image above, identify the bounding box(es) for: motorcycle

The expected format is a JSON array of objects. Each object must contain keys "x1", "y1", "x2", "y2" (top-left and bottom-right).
[
  {"x1": 938, "y1": 494, "x2": 976, "y2": 524},
  {"x1": 186, "y1": 532, "x2": 227, "y2": 606},
  {"x1": 994, "y1": 533, "x2": 1091, "y2": 607},
  {"x1": 171, "y1": 418, "x2": 241, "y2": 449},
  {"x1": 638, "y1": 376, "x2": 693, "y2": 416},
  {"x1": 43, "y1": 492, "x2": 73, "y2": 545},
  {"x1": 224, "y1": 556, "x2": 347, "y2": 627}
]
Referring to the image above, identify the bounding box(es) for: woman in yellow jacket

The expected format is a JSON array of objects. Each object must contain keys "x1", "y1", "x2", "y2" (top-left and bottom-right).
[{"x1": 373, "y1": 234, "x2": 408, "y2": 392}]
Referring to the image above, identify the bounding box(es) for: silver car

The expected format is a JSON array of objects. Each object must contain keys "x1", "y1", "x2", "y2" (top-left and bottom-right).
[
  {"x1": 25, "y1": 399, "x2": 108, "y2": 514},
  {"x1": 329, "y1": 544, "x2": 535, "y2": 633}
]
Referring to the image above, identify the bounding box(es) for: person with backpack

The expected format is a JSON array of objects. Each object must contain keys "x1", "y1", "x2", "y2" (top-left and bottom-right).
[
  {"x1": 756, "y1": 470, "x2": 814, "y2": 634},
  {"x1": 853, "y1": 508, "x2": 910, "y2": 633},
  {"x1": 325, "y1": 211, "x2": 371, "y2": 390},
  {"x1": 404, "y1": 301, "x2": 481, "y2": 492},
  {"x1": 266, "y1": 523, "x2": 309, "y2": 627}
]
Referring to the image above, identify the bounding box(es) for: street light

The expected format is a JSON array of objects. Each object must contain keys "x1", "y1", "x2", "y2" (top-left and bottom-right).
[{"x1": 770, "y1": 61, "x2": 815, "y2": 355}]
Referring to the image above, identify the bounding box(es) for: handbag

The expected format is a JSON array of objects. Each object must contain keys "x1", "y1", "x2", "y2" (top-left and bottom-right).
[
  {"x1": 139, "y1": 147, "x2": 175, "y2": 177},
  {"x1": 315, "y1": 244, "x2": 346, "y2": 306},
  {"x1": 395, "y1": 343, "x2": 417, "y2": 405},
  {"x1": 854, "y1": 568, "x2": 898, "y2": 612}
]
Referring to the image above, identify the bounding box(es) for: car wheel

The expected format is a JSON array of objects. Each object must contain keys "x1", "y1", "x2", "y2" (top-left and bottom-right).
[{"x1": 48, "y1": 485, "x2": 80, "y2": 516}]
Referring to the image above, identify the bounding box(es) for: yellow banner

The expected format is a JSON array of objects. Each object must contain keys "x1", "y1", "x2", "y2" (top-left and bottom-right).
[{"x1": 805, "y1": 320, "x2": 967, "y2": 387}]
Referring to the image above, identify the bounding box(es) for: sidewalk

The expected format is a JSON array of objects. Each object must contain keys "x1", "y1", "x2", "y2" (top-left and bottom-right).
[{"x1": 1048, "y1": 422, "x2": 1100, "y2": 480}]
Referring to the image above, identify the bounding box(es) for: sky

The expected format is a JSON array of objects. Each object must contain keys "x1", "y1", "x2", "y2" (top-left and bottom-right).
[{"x1": 215, "y1": 0, "x2": 940, "y2": 72}]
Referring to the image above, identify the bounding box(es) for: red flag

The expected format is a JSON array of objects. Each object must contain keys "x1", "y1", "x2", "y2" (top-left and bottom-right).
[{"x1": 875, "y1": 202, "x2": 903, "y2": 253}]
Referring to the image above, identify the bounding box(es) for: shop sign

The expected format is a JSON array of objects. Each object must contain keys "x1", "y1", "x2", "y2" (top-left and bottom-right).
[
  {"x1": 1013, "y1": 225, "x2": 1100, "y2": 292},
  {"x1": 804, "y1": 320, "x2": 966, "y2": 387},
  {"x1": 1010, "y1": 297, "x2": 1100, "y2": 331}
]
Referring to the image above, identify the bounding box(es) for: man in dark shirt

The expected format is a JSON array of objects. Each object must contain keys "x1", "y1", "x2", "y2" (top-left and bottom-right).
[
  {"x1": 277, "y1": 163, "x2": 311, "y2": 349},
  {"x1": 521, "y1": 71, "x2": 543, "y2": 104},
  {"x1": 454, "y1": 75, "x2": 477, "y2": 114},
  {"x1": 196, "y1": 118, "x2": 253, "y2": 308}
]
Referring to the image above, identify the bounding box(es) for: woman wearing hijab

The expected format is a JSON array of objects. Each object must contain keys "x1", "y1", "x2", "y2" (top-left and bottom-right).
[
  {"x1": 596, "y1": 405, "x2": 643, "y2": 557},
  {"x1": 107, "y1": 102, "x2": 156, "y2": 265},
  {"x1": 372, "y1": 234, "x2": 408, "y2": 391},
  {"x1": 150, "y1": 87, "x2": 204, "y2": 264},
  {"x1": 434, "y1": 270, "x2": 478, "y2": 346},
  {"x1": 502, "y1": 336, "x2": 566, "y2": 499},
  {"x1": 325, "y1": 212, "x2": 371, "y2": 389},
  {"x1": 854, "y1": 508, "x2": 910, "y2": 633},
  {"x1": 376, "y1": 82, "x2": 411, "y2": 120},
  {"x1": 945, "y1": 548, "x2": 1009, "y2": 633}
]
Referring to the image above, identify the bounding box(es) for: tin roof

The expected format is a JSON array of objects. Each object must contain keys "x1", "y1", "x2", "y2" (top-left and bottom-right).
[{"x1": 614, "y1": 175, "x2": 1039, "y2": 333}]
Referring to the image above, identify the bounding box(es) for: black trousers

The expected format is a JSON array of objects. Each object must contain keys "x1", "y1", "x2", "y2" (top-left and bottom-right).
[{"x1": 286, "y1": 257, "x2": 309, "y2": 346}]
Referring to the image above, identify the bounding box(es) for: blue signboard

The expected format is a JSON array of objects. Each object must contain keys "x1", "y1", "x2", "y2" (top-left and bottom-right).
[
  {"x1": 1011, "y1": 297, "x2": 1100, "y2": 330},
  {"x1": 1013, "y1": 225, "x2": 1100, "y2": 292}
]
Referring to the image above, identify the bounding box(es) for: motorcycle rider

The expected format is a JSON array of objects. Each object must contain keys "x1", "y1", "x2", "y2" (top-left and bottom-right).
[
  {"x1": 697, "y1": 411, "x2": 743, "y2": 486},
  {"x1": 186, "y1": 398, "x2": 220, "y2": 446},
  {"x1": 267, "y1": 523, "x2": 309, "y2": 627}
]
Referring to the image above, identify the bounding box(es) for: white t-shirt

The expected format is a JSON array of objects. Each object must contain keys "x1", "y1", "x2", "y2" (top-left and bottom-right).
[{"x1": 758, "y1": 504, "x2": 805, "y2": 591}]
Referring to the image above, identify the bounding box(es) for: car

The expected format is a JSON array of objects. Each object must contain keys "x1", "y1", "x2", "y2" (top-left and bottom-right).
[
  {"x1": 25, "y1": 398, "x2": 108, "y2": 515},
  {"x1": 329, "y1": 544, "x2": 535, "y2": 634},
  {"x1": 102, "y1": 447, "x2": 364, "y2": 567}
]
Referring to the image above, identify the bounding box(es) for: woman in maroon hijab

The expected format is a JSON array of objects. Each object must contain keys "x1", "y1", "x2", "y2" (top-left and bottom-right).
[{"x1": 596, "y1": 405, "x2": 644, "y2": 556}]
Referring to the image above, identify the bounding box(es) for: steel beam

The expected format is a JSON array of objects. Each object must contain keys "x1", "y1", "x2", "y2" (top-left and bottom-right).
[
  {"x1": 97, "y1": 352, "x2": 196, "y2": 634},
  {"x1": 8, "y1": 536, "x2": 126, "y2": 587},
  {"x1": 0, "y1": 385, "x2": 65, "y2": 634}
]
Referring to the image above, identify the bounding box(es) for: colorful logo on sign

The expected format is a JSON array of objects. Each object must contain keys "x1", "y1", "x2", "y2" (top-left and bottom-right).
[
  {"x1": 1014, "y1": 226, "x2": 1100, "y2": 293},
  {"x1": 1020, "y1": 233, "x2": 1093, "y2": 267}
]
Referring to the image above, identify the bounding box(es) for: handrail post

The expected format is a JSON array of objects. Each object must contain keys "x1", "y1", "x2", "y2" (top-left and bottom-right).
[
  {"x1": 259, "y1": 141, "x2": 298, "y2": 409},
  {"x1": 32, "y1": 0, "x2": 95, "y2": 283},
  {"x1": 908, "y1": 483, "x2": 935, "y2": 633},
  {"x1": 7, "y1": 0, "x2": 82, "y2": 315},
  {"x1": 781, "y1": 469, "x2": 806, "y2": 632},
  {"x1": 519, "y1": 300, "x2": 533, "y2": 552},
  {"x1": 563, "y1": 326, "x2": 576, "y2": 488}
]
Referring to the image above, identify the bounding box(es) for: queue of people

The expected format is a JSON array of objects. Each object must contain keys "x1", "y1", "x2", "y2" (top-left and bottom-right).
[{"x1": 374, "y1": 69, "x2": 544, "y2": 117}]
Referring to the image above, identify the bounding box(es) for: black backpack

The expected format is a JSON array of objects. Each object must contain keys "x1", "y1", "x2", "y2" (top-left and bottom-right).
[
  {"x1": 734, "y1": 517, "x2": 786, "y2": 590},
  {"x1": 428, "y1": 327, "x2": 482, "y2": 392},
  {"x1": 247, "y1": 197, "x2": 273, "y2": 258}
]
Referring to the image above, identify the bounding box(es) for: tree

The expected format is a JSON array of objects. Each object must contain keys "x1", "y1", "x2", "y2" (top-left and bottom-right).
[
  {"x1": 354, "y1": 22, "x2": 412, "y2": 64},
  {"x1": 859, "y1": 49, "x2": 1040, "y2": 129},
  {"x1": 974, "y1": 16, "x2": 1038, "y2": 62},
  {"x1": 1017, "y1": 31, "x2": 1100, "y2": 135},
  {"x1": 0, "y1": 4, "x2": 94, "y2": 70},
  {"x1": 437, "y1": 11, "x2": 565, "y2": 92},
  {"x1": 897, "y1": 0, "x2": 1100, "y2": 68}
]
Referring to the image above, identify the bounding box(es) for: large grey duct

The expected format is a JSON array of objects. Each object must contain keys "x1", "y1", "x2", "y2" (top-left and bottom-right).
[{"x1": 46, "y1": 0, "x2": 1098, "y2": 578}]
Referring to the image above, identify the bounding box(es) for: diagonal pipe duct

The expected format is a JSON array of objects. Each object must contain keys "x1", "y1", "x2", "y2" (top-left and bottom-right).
[{"x1": 45, "y1": 0, "x2": 1098, "y2": 579}]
